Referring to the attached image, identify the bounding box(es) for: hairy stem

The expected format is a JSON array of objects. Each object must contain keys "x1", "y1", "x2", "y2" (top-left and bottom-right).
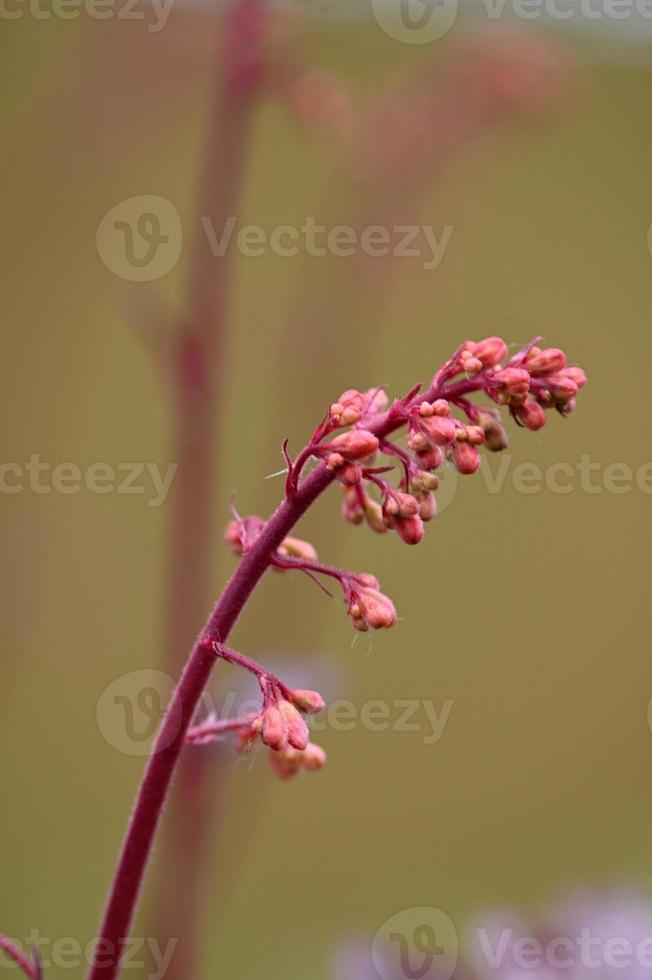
[{"x1": 88, "y1": 372, "x2": 487, "y2": 980}]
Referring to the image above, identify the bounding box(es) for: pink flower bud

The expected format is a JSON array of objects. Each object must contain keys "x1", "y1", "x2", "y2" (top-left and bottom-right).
[
  {"x1": 277, "y1": 535, "x2": 318, "y2": 562},
  {"x1": 338, "y1": 464, "x2": 362, "y2": 485},
  {"x1": 559, "y1": 365, "x2": 587, "y2": 389},
  {"x1": 328, "y1": 430, "x2": 379, "y2": 462},
  {"x1": 526, "y1": 347, "x2": 567, "y2": 375},
  {"x1": 452, "y1": 441, "x2": 481, "y2": 474},
  {"x1": 433, "y1": 399, "x2": 451, "y2": 416},
  {"x1": 269, "y1": 746, "x2": 302, "y2": 780},
  {"x1": 514, "y1": 399, "x2": 546, "y2": 430},
  {"x1": 290, "y1": 689, "x2": 326, "y2": 714},
  {"x1": 279, "y1": 699, "x2": 309, "y2": 751},
  {"x1": 420, "y1": 416, "x2": 457, "y2": 446},
  {"x1": 387, "y1": 491, "x2": 419, "y2": 519},
  {"x1": 466, "y1": 425, "x2": 485, "y2": 446},
  {"x1": 407, "y1": 429, "x2": 429, "y2": 452},
  {"x1": 419, "y1": 492, "x2": 437, "y2": 522},
  {"x1": 478, "y1": 410, "x2": 509, "y2": 452},
  {"x1": 364, "y1": 387, "x2": 388, "y2": 416},
  {"x1": 546, "y1": 374, "x2": 578, "y2": 401},
  {"x1": 363, "y1": 497, "x2": 389, "y2": 534},
  {"x1": 394, "y1": 514, "x2": 425, "y2": 545},
  {"x1": 330, "y1": 389, "x2": 366, "y2": 427},
  {"x1": 301, "y1": 743, "x2": 327, "y2": 771},
  {"x1": 224, "y1": 520, "x2": 244, "y2": 556},
  {"x1": 262, "y1": 704, "x2": 287, "y2": 751},
  {"x1": 472, "y1": 336, "x2": 508, "y2": 368},
  {"x1": 460, "y1": 354, "x2": 484, "y2": 374},
  {"x1": 416, "y1": 447, "x2": 443, "y2": 471},
  {"x1": 356, "y1": 572, "x2": 381, "y2": 589},
  {"x1": 491, "y1": 367, "x2": 530, "y2": 404},
  {"x1": 354, "y1": 587, "x2": 397, "y2": 629},
  {"x1": 413, "y1": 470, "x2": 439, "y2": 492},
  {"x1": 341, "y1": 487, "x2": 364, "y2": 525}
]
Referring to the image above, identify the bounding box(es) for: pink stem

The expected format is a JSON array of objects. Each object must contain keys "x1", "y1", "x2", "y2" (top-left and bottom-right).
[
  {"x1": 153, "y1": 0, "x2": 266, "y2": 970},
  {"x1": 87, "y1": 370, "x2": 491, "y2": 980},
  {"x1": 0, "y1": 936, "x2": 39, "y2": 980}
]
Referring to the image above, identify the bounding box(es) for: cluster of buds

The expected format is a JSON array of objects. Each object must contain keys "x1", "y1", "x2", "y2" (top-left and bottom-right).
[
  {"x1": 249, "y1": 687, "x2": 327, "y2": 779},
  {"x1": 489, "y1": 344, "x2": 587, "y2": 429},
  {"x1": 342, "y1": 573, "x2": 397, "y2": 632},
  {"x1": 188, "y1": 673, "x2": 327, "y2": 781},
  {"x1": 209, "y1": 336, "x2": 585, "y2": 779}
]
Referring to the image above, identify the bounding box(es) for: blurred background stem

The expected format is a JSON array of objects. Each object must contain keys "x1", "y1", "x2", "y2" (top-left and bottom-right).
[{"x1": 149, "y1": 1, "x2": 265, "y2": 975}]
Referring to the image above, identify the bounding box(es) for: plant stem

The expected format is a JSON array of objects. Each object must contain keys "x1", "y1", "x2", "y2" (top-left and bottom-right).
[
  {"x1": 88, "y1": 460, "x2": 334, "y2": 980},
  {"x1": 88, "y1": 372, "x2": 487, "y2": 980},
  {"x1": 152, "y1": 0, "x2": 265, "y2": 971}
]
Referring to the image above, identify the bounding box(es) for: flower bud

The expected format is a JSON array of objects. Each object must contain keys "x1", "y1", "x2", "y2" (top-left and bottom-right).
[
  {"x1": 290, "y1": 689, "x2": 326, "y2": 714},
  {"x1": 546, "y1": 374, "x2": 578, "y2": 401},
  {"x1": 341, "y1": 486, "x2": 364, "y2": 525},
  {"x1": 413, "y1": 470, "x2": 439, "y2": 492},
  {"x1": 354, "y1": 587, "x2": 397, "y2": 629},
  {"x1": 432, "y1": 399, "x2": 451, "y2": 416},
  {"x1": 301, "y1": 742, "x2": 327, "y2": 771},
  {"x1": 407, "y1": 429, "x2": 429, "y2": 452},
  {"x1": 356, "y1": 572, "x2": 381, "y2": 589},
  {"x1": 472, "y1": 336, "x2": 508, "y2": 369},
  {"x1": 364, "y1": 388, "x2": 388, "y2": 416},
  {"x1": 466, "y1": 425, "x2": 485, "y2": 446},
  {"x1": 328, "y1": 430, "x2": 379, "y2": 462},
  {"x1": 363, "y1": 497, "x2": 389, "y2": 534},
  {"x1": 338, "y1": 464, "x2": 362, "y2": 486},
  {"x1": 390, "y1": 491, "x2": 420, "y2": 518},
  {"x1": 279, "y1": 699, "x2": 309, "y2": 751},
  {"x1": 514, "y1": 399, "x2": 546, "y2": 431},
  {"x1": 478, "y1": 410, "x2": 509, "y2": 452},
  {"x1": 330, "y1": 389, "x2": 366, "y2": 427},
  {"x1": 526, "y1": 347, "x2": 567, "y2": 375},
  {"x1": 491, "y1": 368, "x2": 530, "y2": 404},
  {"x1": 269, "y1": 746, "x2": 302, "y2": 780},
  {"x1": 452, "y1": 441, "x2": 481, "y2": 474},
  {"x1": 420, "y1": 416, "x2": 457, "y2": 446},
  {"x1": 416, "y1": 447, "x2": 443, "y2": 471},
  {"x1": 277, "y1": 535, "x2": 318, "y2": 562},
  {"x1": 418, "y1": 492, "x2": 437, "y2": 522},
  {"x1": 394, "y1": 514, "x2": 425, "y2": 545},
  {"x1": 224, "y1": 520, "x2": 244, "y2": 556},
  {"x1": 460, "y1": 349, "x2": 483, "y2": 374},
  {"x1": 262, "y1": 704, "x2": 287, "y2": 751},
  {"x1": 558, "y1": 365, "x2": 587, "y2": 389}
]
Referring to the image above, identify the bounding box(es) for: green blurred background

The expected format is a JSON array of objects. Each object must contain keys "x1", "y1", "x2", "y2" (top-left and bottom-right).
[{"x1": 1, "y1": 6, "x2": 651, "y2": 979}]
